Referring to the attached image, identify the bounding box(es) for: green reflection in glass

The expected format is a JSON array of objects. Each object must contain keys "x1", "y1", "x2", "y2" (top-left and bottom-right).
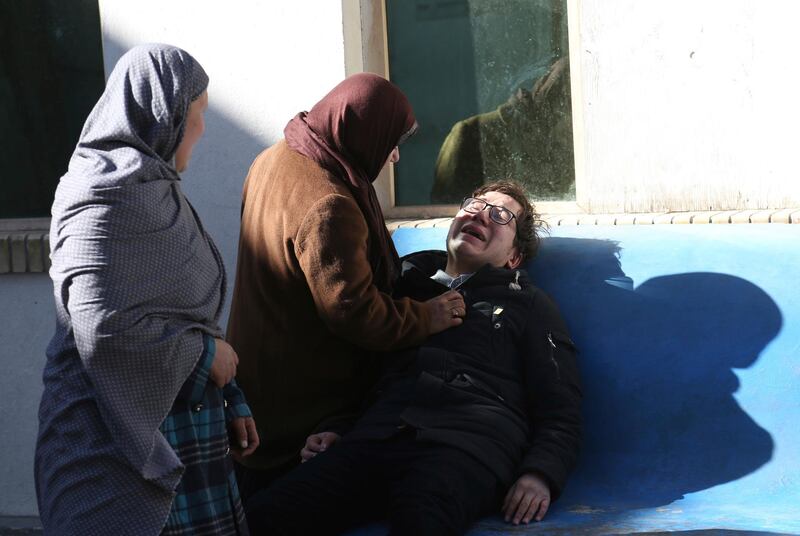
[
  {"x1": 0, "y1": 0, "x2": 105, "y2": 218},
  {"x1": 387, "y1": 0, "x2": 575, "y2": 205}
]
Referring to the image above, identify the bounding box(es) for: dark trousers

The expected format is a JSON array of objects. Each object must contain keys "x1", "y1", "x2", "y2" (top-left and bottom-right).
[
  {"x1": 245, "y1": 432, "x2": 500, "y2": 536},
  {"x1": 235, "y1": 457, "x2": 299, "y2": 507}
]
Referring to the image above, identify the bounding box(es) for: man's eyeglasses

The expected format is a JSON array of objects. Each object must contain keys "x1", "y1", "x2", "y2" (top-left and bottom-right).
[{"x1": 460, "y1": 197, "x2": 517, "y2": 225}]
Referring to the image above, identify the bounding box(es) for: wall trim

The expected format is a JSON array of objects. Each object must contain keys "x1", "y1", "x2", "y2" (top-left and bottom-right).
[
  {"x1": 0, "y1": 218, "x2": 50, "y2": 274},
  {"x1": 387, "y1": 208, "x2": 800, "y2": 233}
]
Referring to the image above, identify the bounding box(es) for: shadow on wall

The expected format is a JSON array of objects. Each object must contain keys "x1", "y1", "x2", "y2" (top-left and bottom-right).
[{"x1": 528, "y1": 237, "x2": 781, "y2": 509}]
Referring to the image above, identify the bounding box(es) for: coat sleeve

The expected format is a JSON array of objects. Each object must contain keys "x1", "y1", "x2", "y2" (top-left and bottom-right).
[
  {"x1": 223, "y1": 380, "x2": 253, "y2": 422},
  {"x1": 518, "y1": 291, "x2": 583, "y2": 500},
  {"x1": 294, "y1": 193, "x2": 431, "y2": 352}
]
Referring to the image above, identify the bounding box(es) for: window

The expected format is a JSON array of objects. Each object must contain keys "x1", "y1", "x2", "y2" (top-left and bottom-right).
[
  {"x1": 384, "y1": 0, "x2": 575, "y2": 207},
  {"x1": 0, "y1": 0, "x2": 105, "y2": 219}
]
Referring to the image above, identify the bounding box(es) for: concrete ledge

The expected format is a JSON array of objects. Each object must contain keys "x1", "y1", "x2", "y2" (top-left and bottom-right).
[
  {"x1": 0, "y1": 234, "x2": 51, "y2": 274},
  {"x1": 387, "y1": 208, "x2": 800, "y2": 232},
  {"x1": 0, "y1": 219, "x2": 50, "y2": 275},
  {"x1": 0, "y1": 517, "x2": 41, "y2": 535}
]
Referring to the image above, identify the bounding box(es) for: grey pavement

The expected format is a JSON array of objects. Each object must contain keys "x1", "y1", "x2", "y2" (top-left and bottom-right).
[{"x1": 0, "y1": 517, "x2": 41, "y2": 535}]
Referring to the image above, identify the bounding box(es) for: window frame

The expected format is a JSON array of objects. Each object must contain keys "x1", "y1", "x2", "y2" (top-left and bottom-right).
[{"x1": 342, "y1": 0, "x2": 587, "y2": 218}]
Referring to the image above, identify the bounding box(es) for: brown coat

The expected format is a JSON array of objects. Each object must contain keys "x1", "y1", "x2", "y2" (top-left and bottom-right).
[{"x1": 227, "y1": 141, "x2": 431, "y2": 470}]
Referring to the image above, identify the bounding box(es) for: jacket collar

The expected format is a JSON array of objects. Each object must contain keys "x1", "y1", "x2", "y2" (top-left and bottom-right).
[{"x1": 399, "y1": 250, "x2": 532, "y2": 291}]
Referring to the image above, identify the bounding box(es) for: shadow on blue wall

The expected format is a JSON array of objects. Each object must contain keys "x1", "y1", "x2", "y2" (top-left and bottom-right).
[{"x1": 529, "y1": 237, "x2": 781, "y2": 509}]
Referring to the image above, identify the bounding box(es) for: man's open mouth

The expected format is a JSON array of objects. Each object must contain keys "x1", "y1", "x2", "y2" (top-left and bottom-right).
[{"x1": 461, "y1": 225, "x2": 486, "y2": 241}]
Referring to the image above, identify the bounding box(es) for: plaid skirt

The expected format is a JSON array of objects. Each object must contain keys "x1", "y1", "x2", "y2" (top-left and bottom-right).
[{"x1": 160, "y1": 335, "x2": 251, "y2": 535}]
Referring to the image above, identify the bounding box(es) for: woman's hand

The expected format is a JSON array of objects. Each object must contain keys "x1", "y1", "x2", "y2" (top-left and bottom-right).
[
  {"x1": 229, "y1": 416, "x2": 260, "y2": 461},
  {"x1": 210, "y1": 338, "x2": 239, "y2": 388},
  {"x1": 425, "y1": 290, "x2": 466, "y2": 334},
  {"x1": 300, "y1": 432, "x2": 341, "y2": 462}
]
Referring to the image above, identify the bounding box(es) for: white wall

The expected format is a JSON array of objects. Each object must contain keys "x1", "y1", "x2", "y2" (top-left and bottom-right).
[
  {"x1": 0, "y1": 275, "x2": 53, "y2": 517},
  {"x1": 99, "y1": 0, "x2": 349, "y2": 310},
  {"x1": 572, "y1": 0, "x2": 800, "y2": 213}
]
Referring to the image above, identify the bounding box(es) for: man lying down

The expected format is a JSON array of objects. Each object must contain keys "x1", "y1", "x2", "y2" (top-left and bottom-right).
[{"x1": 246, "y1": 180, "x2": 582, "y2": 536}]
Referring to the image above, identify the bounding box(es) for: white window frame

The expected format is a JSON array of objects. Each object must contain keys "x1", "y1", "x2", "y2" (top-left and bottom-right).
[{"x1": 342, "y1": 0, "x2": 586, "y2": 218}]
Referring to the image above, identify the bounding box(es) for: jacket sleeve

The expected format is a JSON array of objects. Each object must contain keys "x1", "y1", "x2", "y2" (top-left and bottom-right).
[
  {"x1": 294, "y1": 193, "x2": 431, "y2": 352},
  {"x1": 223, "y1": 380, "x2": 253, "y2": 422},
  {"x1": 311, "y1": 411, "x2": 359, "y2": 437},
  {"x1": 518, "y1": 291, "x2": 583, "y2": 500}
]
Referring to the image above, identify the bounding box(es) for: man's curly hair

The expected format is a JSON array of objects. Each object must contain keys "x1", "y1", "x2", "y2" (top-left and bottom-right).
[{"x1": 471, "y1": 180, "x2": 544, "y2": 262}]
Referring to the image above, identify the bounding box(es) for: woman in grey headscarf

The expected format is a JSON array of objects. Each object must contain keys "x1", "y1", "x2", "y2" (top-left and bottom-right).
[{"x1": 35, "y1": 44, "x2": 258, "y2": 535}]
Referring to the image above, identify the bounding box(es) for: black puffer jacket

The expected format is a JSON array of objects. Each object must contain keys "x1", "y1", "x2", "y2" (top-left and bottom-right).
[{"x1": 345, "y1": 250, "x2": 582, "y2": 498}]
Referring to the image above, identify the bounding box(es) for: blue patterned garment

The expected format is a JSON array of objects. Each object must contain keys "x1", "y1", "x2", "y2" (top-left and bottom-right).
[
  {"x1": 36, "y1": 44, "x2": 250, "y2": 535},
  {"x1": 160, "y1": 336, "x2": 250, "y2": 535}
]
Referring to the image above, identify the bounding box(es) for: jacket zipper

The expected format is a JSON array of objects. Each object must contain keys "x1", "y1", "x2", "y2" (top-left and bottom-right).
[
  {"x1": 547, "y1": 332, "x2": 561, "y2": 380},
  {"x1": 461, "y1": 373, "x2": 505, "y2": 403}
]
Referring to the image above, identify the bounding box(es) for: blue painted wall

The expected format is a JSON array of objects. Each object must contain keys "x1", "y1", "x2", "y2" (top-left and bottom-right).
[{"x1": 389, "y1": 225, "x2": 800, "y2": 534}]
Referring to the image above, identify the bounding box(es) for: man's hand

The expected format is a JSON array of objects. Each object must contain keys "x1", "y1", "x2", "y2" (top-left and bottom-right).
[
  {"x1": 210, "y1": 338, "x2": 238, "y2": 388},
  {"x1": 503, "y1": 472, "x2": 551, "y2": 525},
  {"x1": 229, "y1": 416, "x2": 260, "y2": 461},
  {"x1": 426, "y1": 290, "x2": 466, "y2": 334},
  {"x1": 300, "y1": 432, "x2": 341, "y2": 462}
]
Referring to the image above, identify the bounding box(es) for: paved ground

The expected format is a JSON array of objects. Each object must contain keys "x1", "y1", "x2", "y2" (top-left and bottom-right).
[{"x1": 0, "y1": 518, "x2": 41, "y2": 535}]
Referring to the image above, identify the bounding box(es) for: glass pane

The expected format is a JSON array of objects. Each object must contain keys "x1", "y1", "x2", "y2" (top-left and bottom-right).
[
  {"x1": 387, "y1": 0, "x2": 575, "y2": 205},
  {"x1": 0, "y1": 0, "x2": 105, "y2": 218}
]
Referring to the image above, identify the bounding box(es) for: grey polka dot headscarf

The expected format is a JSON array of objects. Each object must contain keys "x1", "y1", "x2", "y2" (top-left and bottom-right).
[
  {"x1": 70, "y1": 43, "x2": 208, "y2": 185},
  {"x1": 48, "y1": 44, "x2": 224, "y2": 489}
]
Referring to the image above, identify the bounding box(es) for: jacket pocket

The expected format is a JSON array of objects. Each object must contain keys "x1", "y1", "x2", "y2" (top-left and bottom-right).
[{"x1": 449, "y1": 372, "x2": 506, "y2": 403}]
